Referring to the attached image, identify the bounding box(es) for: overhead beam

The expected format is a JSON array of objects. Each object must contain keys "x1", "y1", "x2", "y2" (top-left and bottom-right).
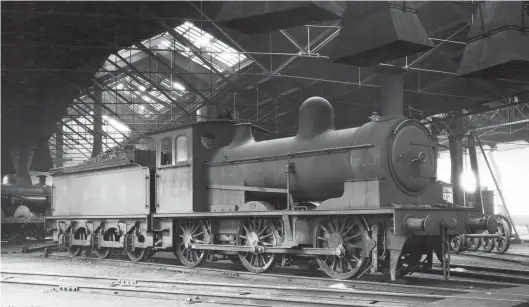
[
  {"x1": 147, "y1": 12, "x2": 292, "y2": 128},
  {"x1": 92, "y1": 77, "x2": 163, "y2": 115},
  {"x1": 108, "y1": 55, "x2": 186, "y2": 112},
  {"x1": 72, "y1": 99, "x2": 134, "y2": 143},
  {"x1": 43, "y1": 70, "x2": 142, "y2": 138},
  {"x1": 56, "y1": 124, "x2": 92, "y2": 157},
  {"x1": 187, "y1": 1, "x2": 270, "y2": 74},
  {"x1": 280, "y1": 30, "x2": 306, "y2": 53},
  {"x1": 69, "y1": 104, "x2": 124, "y2": 145},
  {"x1": 59, "y1": 119, "x2": 97, "y2": 149},
  {"x1": 123, "y1": 42, "x2": 209, "y2": 111}
]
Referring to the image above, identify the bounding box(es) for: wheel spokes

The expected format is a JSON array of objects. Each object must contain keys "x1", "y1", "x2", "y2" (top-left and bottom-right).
[{"x1": 316, "y1": 216, "x2": 366, "y2": 278}]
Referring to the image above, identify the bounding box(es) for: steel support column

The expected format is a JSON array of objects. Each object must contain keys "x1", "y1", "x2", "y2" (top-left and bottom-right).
[
  {"x1": 449, "y1": 133, "x2": 465, "y2": 206},
  {"x1": 55, "y1": 123, "x2": 64, "y2": 167},
  {"x1": 91, "y1": 90, "x2": 104, "y2": 158}
]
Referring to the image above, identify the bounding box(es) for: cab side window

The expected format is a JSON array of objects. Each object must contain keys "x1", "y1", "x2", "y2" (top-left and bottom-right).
[
  {"x1": 175, "y1": 135, "x2": 188, "y2": 162},
  {"x1": 160, "y1": 137, "x2": 172, "y2": 165}
]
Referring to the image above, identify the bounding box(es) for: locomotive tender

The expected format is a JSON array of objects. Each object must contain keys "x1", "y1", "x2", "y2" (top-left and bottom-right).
[{"x1": 47, "y1": 79, "x2": 499, "y2": 280}]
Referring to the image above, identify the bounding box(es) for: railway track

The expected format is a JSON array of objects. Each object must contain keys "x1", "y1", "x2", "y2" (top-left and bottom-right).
[
  {"x1": 4, "y1": 252, "x2": 529, "y2": 306},
  {"x1": 45, "y1": 252, "x2": 524, "y2": 294},
  {"x1": 4, "y1": 268, "x2": 529, "y2": 307},
  {"x1": 428, "y1": 263, "x2": 529, "y2": 285},
  {"x1": 1, "y1": 270, "x2": 443, "y2": 307},
  {"x1": 456, "y1": 251, "x2": 529, "y2": 266}
]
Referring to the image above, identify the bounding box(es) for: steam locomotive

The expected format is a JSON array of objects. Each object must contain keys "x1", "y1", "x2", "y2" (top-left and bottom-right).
[
  {"x1": 47, "y1": 96, "x2": 498, "y2": 280},
  {"x1": 1, "y1": 175, "x2": 51, "y2": 242}
]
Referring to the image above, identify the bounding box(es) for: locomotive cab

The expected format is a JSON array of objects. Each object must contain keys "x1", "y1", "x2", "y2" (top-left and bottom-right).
[{"x1": 148, "y1": 120, "x2": 235, "y2": 214}]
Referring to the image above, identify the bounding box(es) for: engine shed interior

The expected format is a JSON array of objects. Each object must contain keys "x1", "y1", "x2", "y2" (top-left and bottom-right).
[{"x1": 2, "y1": 2, "x2": 529, "y2": 301}]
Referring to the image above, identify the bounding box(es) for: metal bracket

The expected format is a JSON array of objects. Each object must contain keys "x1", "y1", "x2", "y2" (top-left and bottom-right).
[
  {"x1": 441, "y1": 224, "x2": 450, "y2": 280},
  {"x1": 282, "y1": 212, "x2": 293, "y2": 242}
]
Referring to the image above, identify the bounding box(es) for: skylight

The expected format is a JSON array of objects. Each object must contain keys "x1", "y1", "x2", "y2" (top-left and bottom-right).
[
  {"x1": 103, "y1": 115, "x2": 130, "y2": 133},
  {"x1": 173, "y1": 82, "x2": 186, "y2": 91}
]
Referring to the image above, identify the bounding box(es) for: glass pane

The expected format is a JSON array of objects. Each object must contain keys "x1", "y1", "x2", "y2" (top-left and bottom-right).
[
  {"x1": 160, "y1": 137, "x2": 172, "y2": 165},
  {"x1": 176, "y1": 135, "x2": 188, "y2": 162}
]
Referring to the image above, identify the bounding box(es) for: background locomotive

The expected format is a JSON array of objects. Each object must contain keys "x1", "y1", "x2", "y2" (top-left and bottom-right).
[
  {"x1": 1, "y1": 175, "x2": 51, "y2": 242},
  {"x1": 47, "y1": 71, "x2": 499, "y2": 280}
]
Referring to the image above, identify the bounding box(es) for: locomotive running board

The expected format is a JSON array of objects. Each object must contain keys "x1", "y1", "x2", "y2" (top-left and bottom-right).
[
  {"x1": 153, "y1": 209, "x2": 394, "y2": 218},
  {"x1": 190, "y1": 244, "x2": 338, "y2": 256}
]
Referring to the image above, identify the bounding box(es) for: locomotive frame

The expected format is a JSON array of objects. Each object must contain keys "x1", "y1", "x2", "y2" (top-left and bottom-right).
[{"x1": 47, "y1": 97, "x2": 499, "y2": 281}]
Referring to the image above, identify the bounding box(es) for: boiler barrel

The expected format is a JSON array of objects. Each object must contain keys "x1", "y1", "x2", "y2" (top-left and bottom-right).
[
  {"x1": 210, "y1": 128, "x2": 362, "y2": 201},
  {"x1": 1, "y1": 184, "x2": 50, "y2": 213}
]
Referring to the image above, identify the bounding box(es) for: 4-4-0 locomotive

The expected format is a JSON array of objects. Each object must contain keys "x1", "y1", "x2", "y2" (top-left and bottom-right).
[{"x1": 47, "y1": 93, "x2": 498, "y2": 280}]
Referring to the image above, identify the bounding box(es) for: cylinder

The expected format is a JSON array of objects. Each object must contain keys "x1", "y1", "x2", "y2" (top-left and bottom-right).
[
  {"x1": 466, "y1": 215, "x2": 498, "y2": 234},
  {"x1": 403, "y1": 216, "x2": 425, "y2": 232}
]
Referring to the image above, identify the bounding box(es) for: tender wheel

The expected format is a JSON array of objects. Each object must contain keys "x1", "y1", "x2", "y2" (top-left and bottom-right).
[
  {"x1": 495, "y1": 215, "x2": 511, "y2": 254},
  {"x1": 314, "y1": 216, "x2": 368, "y2": 279},
  {"x1": 94, "y1": 228, "x2": 119, "y2": 259},
  {"x1": 238, "y1": 218, "x2": 278, "y2": 273},
  {"x1": 466, "y1": 237, "x2": 481, "y2": 251},
  {"x1": 481, "y1": 231, "x2": 496, "y2": 252},
  {"x1": 481, "y1": 237, "x2": 495, "y2": 252},
  {"x1": 68, "y1": 228, "x2": 86, "y2": 257},
  {"x1": 127, "y1": 248, "x2": 147, "y2": 262},
  {"x1": 175, "y1": 220, "x2": 208, "y2": 267},
  {"x1": 145, "y1": 249, "x2": 157, "y2": 260},
  {"x1": 450, "y1": 235, "x2": 463, "y2": 253}
]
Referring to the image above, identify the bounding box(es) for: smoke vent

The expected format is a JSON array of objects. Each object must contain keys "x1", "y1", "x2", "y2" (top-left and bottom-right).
[
  {"x1": 331, "y1": 2, "x2": 433, "y2": 67},
  {"x1": 8, "y1": 141, "x2": 37, "y2": 185},
  {"x1": 297, "y1": 97, "x2": 335, "y2": 139},
  {"x1": 229, "y1": 123, "x2": 255, "y2": 147},
  {"x1": 457, "y1": 2, "x2": 529, "y2": 80},
  {"x1": 215, "y1": 2, "x2": 343, "y2": 34},
  {"x1": 31, "y1": 139, "x2": 54, "y2": 172},
  {"x1": 378, "y1": 67, "x2": 405, "y2": 118}
]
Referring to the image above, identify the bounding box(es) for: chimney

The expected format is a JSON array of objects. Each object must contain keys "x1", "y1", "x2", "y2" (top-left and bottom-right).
[
  {"x1": 378, "y1": 67, "x2": 405, "y2": 118},
  {"x1": 36, "y1": 175, "x2": 47, "y2": 186},
  {"x1": 229, "y1": 123, "x2": 255, "y2": 147}
]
